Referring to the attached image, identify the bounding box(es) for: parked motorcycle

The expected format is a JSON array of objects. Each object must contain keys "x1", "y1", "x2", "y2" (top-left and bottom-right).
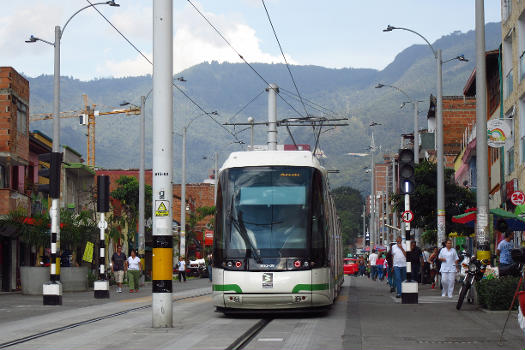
[
  {"x1": 456, "y1": 256, "x2": 488, "y2": 310},
  {"x1": 499, "y1": 247, "x2": 525, "y2": 277}
]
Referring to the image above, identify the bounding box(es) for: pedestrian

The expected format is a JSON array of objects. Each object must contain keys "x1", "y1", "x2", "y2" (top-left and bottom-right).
[
  {"x1": 422, "y1": 248, "x2": 431, "y2": 284},
  {"x1": 376, "y1": 253, "x2": 385, "y2": 280},
  {"x1": 177, "y1": 256, "x2": 187, "y2": 282},
  {"x1": 126, "y1": 249, "x2": 141, "y2": 293},
  {"x1": 407, "y1": 240, "x2": 422, "y2": 283},
  {"x1": 111, "y1": 245, "x2": 126, "y2": 293},
  {"x1": 207, "y1": 253, "x2": 213, "y2": 282},
  {"x1": 369, "y1": 249, "x2": 378, "y2": 280},
  {"x1": 438, "y1": 239, "x2": 459, "y2": 298},
  {"x1": 358, "y1": 256, "x2": 366, "y2": 276},
  {"x1": 496, "y1": 231, "x2": 515, "y2": 269},
  {"x1": 428, "y1": 247, "x2": 439, "y2": 288},
  {"x1": 391, "y1": 236, "x2": 407, "y2": 298},
  {"x1": 386, "y1": 243, "x2": 395, "y2": 292}
]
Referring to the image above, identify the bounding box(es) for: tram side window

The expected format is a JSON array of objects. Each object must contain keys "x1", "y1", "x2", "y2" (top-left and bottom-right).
[{"x1": 311, "y1": 170, "x2": 325, "y2": 264}]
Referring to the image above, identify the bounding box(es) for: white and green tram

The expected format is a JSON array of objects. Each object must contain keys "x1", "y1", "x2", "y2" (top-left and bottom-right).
[{"x1": 212, "y1": 149, "x2": 343, "y2": 312}]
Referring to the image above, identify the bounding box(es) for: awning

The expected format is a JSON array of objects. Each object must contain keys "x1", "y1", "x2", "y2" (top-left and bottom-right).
[{"x1": 452, "y1": 207, "x2": 525, "y2": 231}]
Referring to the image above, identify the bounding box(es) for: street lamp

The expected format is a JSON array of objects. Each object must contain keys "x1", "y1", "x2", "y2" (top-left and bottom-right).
[
  {"x1": 383, "y1": 24, "x2": 469, "y2": 246},
  {"x1": 375, "y1": 83, "x2": 420, "y2": 164},
  {"x1": 25, "y1": 0, "x2": 120, "y2": 306},
  {"x1": 180, "y1": 111, "x2": 218, "y2": 258}
]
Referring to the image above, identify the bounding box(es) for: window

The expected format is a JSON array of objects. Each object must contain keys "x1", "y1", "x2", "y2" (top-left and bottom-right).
[
  {"x1": 519, "y1": 12, "x2": 525, "y2": 81},
  {"x1": 14, "y1": 97, "x2": 28, "y2": 135},
  {"x1": 0, "y1": 163, "x2": 6, "y2": 188},
  {"x1": 521, "y1": 97, "x2": 525, "y2": 163},
  {"x1": 502, "y1": 0, "x2": 512, "y2": 21},
  {"x1": 504, "y1": 32, "x2": 514, "y2": 99},
  {"x1": 508, "y1": 146, "x2": 515, "y2": 174}
]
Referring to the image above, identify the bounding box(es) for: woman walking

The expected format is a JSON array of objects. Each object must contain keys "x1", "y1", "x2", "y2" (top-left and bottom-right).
[
  {"x1": 126, "y1": 249, "x2": 142, "y2": 293},
  {"x1": 438, "y1": 239, "x2": 459, "y2": 298}
]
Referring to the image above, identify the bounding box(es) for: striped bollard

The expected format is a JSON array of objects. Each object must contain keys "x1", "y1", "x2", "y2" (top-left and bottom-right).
[
  {"x1": 43, "y1": 200, "x2": 62, "y2": 305},
  {"x1": 401, "y1": 193, "x2": 418, "y2": 304},
  {"x1": 94, "y1": 176, "x2": 110, "y2": 299}
]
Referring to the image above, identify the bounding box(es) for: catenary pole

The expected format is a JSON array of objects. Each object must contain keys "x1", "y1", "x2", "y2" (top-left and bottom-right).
[
  {"x1": 152, "y1": 0, "x2": 173, "y2": 328},
  {"x1": 370, "y1": 133, "x2": 375, "y2": 250},
  {"x1": 436, "y1": 49, "x2": 446, "y2": 247},
  {"x1": 214, "y1": 152, "x2": 218, "y2": 204},
  {"x1": 267, "y1": 84, "x2": 278, "y2": 150},
  {"x1": 414, "y1": 101, "x2": 419, "y2": 164},
  {"x1": 139, "y1": 95, "x2": 146, "y2": 277},
  {"x1": 181, "y1": 126, "x2": 187, "y2": 258},
  {"x1": 475, "y1": 0, "x2": 490, "y2": 261}
]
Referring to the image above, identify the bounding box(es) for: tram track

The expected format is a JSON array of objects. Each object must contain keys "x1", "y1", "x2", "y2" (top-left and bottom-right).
[
  {"x1": 224, "y1": 318, "x2": 273, "y2": 350},
  {"x1": 0, "y1": 290, "x2": 212, "y2": 349}
]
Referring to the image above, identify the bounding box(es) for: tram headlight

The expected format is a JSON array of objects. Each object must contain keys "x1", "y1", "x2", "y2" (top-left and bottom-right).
[
  {"x1": 227, "y1": 261, "x2": 233, "y2": 268},
  {"x1": 235, "y1": 261, "x2": 243, "y2": 268},
  {"x1": 294, "y1": 260, "x2": 301, "y2": 268}
]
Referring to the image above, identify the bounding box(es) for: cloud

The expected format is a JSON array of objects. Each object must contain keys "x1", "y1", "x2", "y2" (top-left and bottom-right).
[{"x1": 97, "y1": 1, "x2": 294, "y2": 78}]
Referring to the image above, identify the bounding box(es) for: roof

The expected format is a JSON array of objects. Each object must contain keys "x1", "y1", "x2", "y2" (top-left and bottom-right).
[
  {"x1": 220, "y1": 150, "x2": 325, "y2": 174},
  {"x1": 463, "y1": 49, "x2": 500, "y2": 96},
  {"x1": 64, "y1": 162, "x2": 96, "y2": 175}
]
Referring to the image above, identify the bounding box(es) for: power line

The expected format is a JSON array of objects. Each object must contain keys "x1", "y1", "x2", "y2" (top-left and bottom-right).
[
  {"x1": 280, "y1": 88, "x2": 343, "y2": 117},
  {"x1": 228, "y1": 89, "x2": 265, "y2": 123},
  {"x1": 261, "y1": 0, "x2": 309, "y2": 117},
  {"x1": 186, "y1": 0, "x2": 304, "y2": 118},
  {"x1": 85, "y1": 0, "x2": 242, "y2": 143}
]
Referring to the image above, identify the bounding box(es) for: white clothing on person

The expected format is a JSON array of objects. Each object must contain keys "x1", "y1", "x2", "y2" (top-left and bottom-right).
[
  {"x1": 368, "y1": 252, "x2": 378, "y2": 266},
  {"x1": 178, "y1": 260, "x2": 186, "y2": 272},
  {"x1": 438, "y1": 248, "x2": 459, "y2": 272},
  {"x1": 441, "y1": 271, "x2": 456, "y2": 297},
  {"x1": 127, "y1": 256, "x2": 141, "y2": 270},
  {"x1": 391, "y1": 244, "x2": 407, "y2": 267}
]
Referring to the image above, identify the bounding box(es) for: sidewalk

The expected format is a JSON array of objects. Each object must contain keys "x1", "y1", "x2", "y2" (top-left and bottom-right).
[
  {"x1": 344, "y1": 275, "x2": 524, "y2": 349},
  {"x1": 0, "y1": 277, "x2": 212, "y2": 325}
]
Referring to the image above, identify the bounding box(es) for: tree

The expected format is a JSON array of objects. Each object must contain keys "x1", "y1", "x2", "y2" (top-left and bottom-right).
[
  {"x1": 391, "y1": 160, "x2": 475, "y2": 243},
  {"x1": 186, "y1": 206, "x2": 215, "y2": 258},
  {"x1": 110, "y1": 176, "x2": 153, "y2": 249},
  {"x1": 332, "y1": 186, "x2": 364, "y2": 252}
]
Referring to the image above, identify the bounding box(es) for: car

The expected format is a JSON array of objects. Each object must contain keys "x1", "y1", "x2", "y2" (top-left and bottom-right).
[{"x1": 344, "y1": 258, "x2": 359, "y2": 275}]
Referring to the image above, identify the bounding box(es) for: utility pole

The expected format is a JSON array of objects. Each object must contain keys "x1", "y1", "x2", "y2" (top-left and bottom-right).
[
  {"x1": 414, "y1": 101, "x2": 419, "y2": 164},
  {"x1": 392, "y1": 158, "x2": 398, "y2": 240},
  {"x1": 138, "y1": 95, "x2": 146, "y2": 283},
  {"x1": 43, "y1": 25, "x2": 62, "y2": 306},
  {"x1": 94, "y1": 175, "x2": 109, "y2": 299},
  {"x1": 214, "y1": 152, "x2": 218, "y2": 204},
  {"x1": 362, "y1": 204, "x2": 366, "y2": 251},
  {"x1": 475, "y1": 0, "x2": 490, "y2": 261},
  {"x1": 267, "y1": 84, "x2": 278, "y2": 150},
  {"x1": 152, "y1": 0, "x2": 173, "y2": 328},
  {"x1": 180, "y1": 126, "x2": 187, "y2": 258},
  {"x1": 370, "y1": 133, "x2": 375, "y2": 251}
]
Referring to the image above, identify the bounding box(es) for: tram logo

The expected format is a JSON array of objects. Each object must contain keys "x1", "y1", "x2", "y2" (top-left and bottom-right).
[{"x1": 262, "y1": 273, "x2": 273, "y2": 288}]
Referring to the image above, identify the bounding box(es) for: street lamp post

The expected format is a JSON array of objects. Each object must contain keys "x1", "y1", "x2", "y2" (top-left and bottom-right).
[
  {"x1": 383, "y1": 25, "x2": 468, "y2": 246},
  {"x1": 26, "y1": 0, "x2": 120, "y2": 306}
]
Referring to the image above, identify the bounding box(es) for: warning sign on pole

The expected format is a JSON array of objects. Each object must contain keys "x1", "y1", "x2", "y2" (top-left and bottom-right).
[
  {"x1": 155, "y1": 200, "x2": 169, "y2": 217},
  {"x1": 401, "y1": 210, "x2": 414, "y2": 223}
]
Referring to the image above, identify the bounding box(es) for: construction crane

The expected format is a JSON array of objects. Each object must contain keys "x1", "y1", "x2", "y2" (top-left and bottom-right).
[{"x1": 30, "y1": 94, "x2": 140, "y2": 167}]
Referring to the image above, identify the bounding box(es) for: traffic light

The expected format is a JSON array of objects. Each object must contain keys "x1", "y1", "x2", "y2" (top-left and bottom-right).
[
  {"x1": 97, "y1": 175, "x2": 110, "y2": 213},
  {"x1": 38, "y1": 152, "x2": 62, "y2": 198},
  {"x1": 398, "y1": 148, "x2": 415, "y2": 194}
]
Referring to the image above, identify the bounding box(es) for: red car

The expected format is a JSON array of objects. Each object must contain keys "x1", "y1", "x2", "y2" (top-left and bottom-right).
[{"x1": 344, "y1": 258, "x2": 359, "y2": 275}]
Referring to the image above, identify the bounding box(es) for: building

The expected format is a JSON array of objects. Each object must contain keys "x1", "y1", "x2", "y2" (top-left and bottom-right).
[{"x1": 0, "y1": 67, "x2": 30, "y2": 292}]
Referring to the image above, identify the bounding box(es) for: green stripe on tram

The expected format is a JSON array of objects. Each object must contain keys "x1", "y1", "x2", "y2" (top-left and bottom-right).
[
  {"x1": 292, "y1": 283, "x2": 329, "y2": 293},
  {"x1": 213, "y1": 284, "x2": 243, "y2": 293}
]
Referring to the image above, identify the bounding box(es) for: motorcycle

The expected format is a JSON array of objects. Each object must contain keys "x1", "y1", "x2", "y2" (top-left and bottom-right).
[
  {"x1": 456, "y1": 256, "x2": 488, "y2": 310},
  {"x1": 499, "y1": 247, "x2": 525, "y2": 277}
]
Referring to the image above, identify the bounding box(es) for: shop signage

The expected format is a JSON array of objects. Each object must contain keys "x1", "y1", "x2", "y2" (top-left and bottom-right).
[
  {"x1": 511, "y1": 191, "x2": 525, "y2": 205},
  {"x1": 487, "y1": 119, "x2": 511, "y2": 148},
  {"x1": 506, "y1": 178, "x2": 518, "y2": 200}
]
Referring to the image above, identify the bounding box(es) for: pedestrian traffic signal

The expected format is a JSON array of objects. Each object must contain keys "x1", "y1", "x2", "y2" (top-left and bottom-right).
[
  {"x1": 38, "y1": 152, "x2": 62, "y2": 198},
  {"x1": 398, "y1": 148, "x2": 415, "y2": 194}
]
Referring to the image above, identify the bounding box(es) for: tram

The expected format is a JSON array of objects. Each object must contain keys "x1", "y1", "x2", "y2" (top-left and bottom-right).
[{"x1": 212, "y1": 149, "x2": 343, "y2": 312}]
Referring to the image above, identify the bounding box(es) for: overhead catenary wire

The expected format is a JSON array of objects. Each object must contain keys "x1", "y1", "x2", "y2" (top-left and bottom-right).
[
  {"x1": 279, "y1": 88, "x2": 343, "y2": 117},
  {"x1": 228, "y1": 89, "x2": 265, "y2": 123},
  {"x1": 261, "y1": 0, "x2": 309, "y2": 117},
  {"x1": 186, "y1": 0, "x2": 305, "y2": 119},
  {"x1": 85, "y1": 0, "x2": 242, "y2": 144}
]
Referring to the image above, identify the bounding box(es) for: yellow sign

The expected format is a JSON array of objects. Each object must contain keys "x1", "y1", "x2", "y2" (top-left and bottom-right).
[
  {"x1": 83, "y1": 242, "x2": 94, "y2": 263},
  {"x1": 155, "y1": 200, "x2": 169, "y2": 217}
]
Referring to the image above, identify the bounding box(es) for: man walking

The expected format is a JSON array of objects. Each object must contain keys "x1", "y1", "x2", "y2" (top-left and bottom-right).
[
  {"x1": 496, "y1": 231, "x2": 515, "y2": 269},
  {"x1": 392, "y1": 236, "x2": 407, "y2": 298},
  {"x1": 368, "y1": 249, "x2": 378, "y2": 280},
  {"x1": 111, "y1": 245, "x2": 126, "y2": 293}
]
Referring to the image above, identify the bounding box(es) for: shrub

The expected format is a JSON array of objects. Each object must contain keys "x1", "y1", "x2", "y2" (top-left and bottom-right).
[{"x1": 476, "y1": 276, "x2": 521, "y2": 310}]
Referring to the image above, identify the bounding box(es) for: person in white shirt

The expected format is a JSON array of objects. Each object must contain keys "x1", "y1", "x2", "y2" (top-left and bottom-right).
[
  {"x1": 438, "y1": 239, "x2": 459, "y2": 298},
  {"x1": 391, "y1": 236, "x2": 407, "y2": 298},
  {"x1": 368, "y1": 250, "x2": 379, "y2": 280},
  {"x1": 177, "y1": 256, "x2": 187, "y2": 282},
  {"x1": 126, "y1": 249, "x2": 142, "y2": 293}
]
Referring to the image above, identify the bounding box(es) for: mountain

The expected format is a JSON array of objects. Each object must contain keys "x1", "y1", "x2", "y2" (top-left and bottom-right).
[{"x1": 27, "y1": 22, "x2": 502, "y2": 195}]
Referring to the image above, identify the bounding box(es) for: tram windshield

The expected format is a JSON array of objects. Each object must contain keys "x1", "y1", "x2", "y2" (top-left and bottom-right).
[{"x1": 217, "y1": 166, "x2": 313, "y2": 259}]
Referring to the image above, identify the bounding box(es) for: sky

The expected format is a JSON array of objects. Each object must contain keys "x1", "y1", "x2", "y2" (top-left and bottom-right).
[{"x1": 1, "y1": 0, "x2": 502, "y2": 81}]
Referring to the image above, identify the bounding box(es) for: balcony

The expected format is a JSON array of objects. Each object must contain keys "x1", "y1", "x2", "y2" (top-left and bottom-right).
[
  {"x1": 505, "y1": 69, "x2": 514, "y2": 99},
  {"x1": 0, "y1": 188, "x2": 31, "y2": 216}
]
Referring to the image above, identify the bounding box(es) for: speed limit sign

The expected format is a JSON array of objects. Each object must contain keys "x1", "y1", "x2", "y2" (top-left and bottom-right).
[
  {"x1": 511, "y1": 191, "x2": 525, "y2": 205},
  {"x1": 401, "y1": 210, "x2": 414, "y2": 223}
]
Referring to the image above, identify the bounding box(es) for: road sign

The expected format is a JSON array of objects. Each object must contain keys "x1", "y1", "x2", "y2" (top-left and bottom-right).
[
  {"x1": 401, "y1": 210, "x2": 414, "y2": 223},
  {"x1": 511, "y1": 191, "x2": 525, "y2": 205}
]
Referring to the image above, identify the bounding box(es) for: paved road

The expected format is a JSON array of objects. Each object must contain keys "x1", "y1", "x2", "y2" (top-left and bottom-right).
[{"x1": 0, "y1": 276, "x2": 522, "y2": 349}]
